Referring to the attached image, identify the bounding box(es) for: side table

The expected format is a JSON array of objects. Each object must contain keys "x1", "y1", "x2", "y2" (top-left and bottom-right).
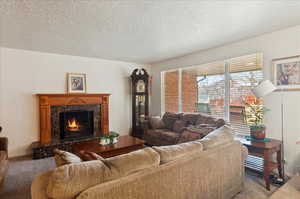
[{"x1": 235, "y1": 136, "x2": 284, "y2": 191}]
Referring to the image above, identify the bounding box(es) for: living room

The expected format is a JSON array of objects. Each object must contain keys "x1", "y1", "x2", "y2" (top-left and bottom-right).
[{"x1": 1, "y1": 1, "x2": 300, "y2": 199}]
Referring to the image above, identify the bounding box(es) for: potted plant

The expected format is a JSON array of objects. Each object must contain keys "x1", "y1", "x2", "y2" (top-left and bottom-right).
[
  {"x1": 109, "y1": 132, "x2": 120, "y2": 144},
  {"x1": 100, "y1": 136, "x2": 110, "y2": 145},
  {"x1": 243, "y1": 96, "x2": 269, "y2": 140}
]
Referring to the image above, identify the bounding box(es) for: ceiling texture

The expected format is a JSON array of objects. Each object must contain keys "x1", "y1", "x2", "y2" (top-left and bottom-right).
[{"x1": 1, "y1": 0, "x2": 300, "y2": 64}]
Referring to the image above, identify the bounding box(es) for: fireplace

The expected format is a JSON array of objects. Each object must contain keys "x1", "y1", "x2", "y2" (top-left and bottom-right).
[
  {"x1": 33, "y1": 93, "x2": 110, "y2": 159},
  {"x1": 59, "y1": 110, "x2": 94, "y2": 140},
  {"x1": 37, "y1": 93, "x2": 110, "y2": 144}
]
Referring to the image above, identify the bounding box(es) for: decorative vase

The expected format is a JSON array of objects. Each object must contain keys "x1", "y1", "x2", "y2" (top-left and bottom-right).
[
  {"x1": 111, "y1": 137, "x2": 118, "y2": 144},
  {"x1": 100, "y1": 138, "x2": 109, "y2": 145},
  {"x1": 250, "y1": 128, "x2": 266, "y2": 140}
]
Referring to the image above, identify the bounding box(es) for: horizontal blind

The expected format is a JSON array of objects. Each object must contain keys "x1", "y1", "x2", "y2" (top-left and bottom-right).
[
  {"x1": 229, "y1": 53, "x2": 262, "y2": 72},
  {"x1": 229, "y1": 53, "x2": 263, "y2": 135},
  {"x1": 183, "y1": 60, "x2": 225, "y2": 76}
]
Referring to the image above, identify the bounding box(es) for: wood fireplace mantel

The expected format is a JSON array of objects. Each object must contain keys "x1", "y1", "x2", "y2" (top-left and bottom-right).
[{"x1": 37, "y1": 93, "x2": 110, "y2": 144}]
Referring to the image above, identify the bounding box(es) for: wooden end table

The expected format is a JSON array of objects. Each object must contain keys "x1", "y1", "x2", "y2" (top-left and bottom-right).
[
  {"x1": 235, "y1": 136, "x2": 284, "y2": 191},
  {"x1": 72, "y1": 135, "x2": 145, "y2": 158}
]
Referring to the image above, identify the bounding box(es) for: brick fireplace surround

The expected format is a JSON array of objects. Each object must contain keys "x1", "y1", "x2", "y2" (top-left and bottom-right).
[{"x1": 32, "y1": 93, "x2": 110, "y2": 159}]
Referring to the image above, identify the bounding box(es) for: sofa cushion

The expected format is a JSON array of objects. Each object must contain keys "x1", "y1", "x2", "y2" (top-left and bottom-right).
[
  {"x1": 47, "y1": 160, "x2": 116, "y2": 199},
  {"x1": 47, "y1": 148, "x2": 160, "y2": 199},
  {"x1": 53, "y1": 149, "x2": 82, "y2": 167},
  {"x1": 182, "y1": 113, "x2": 200, "y2": 125},
  {"x1": 149, "y1": 116, "x2": 166, "y2": 129},
  {"x1": 152, "y1": 141, "x2": 203, "y2": 164},
  {"x1": 144, "y1": 129, "x2": 181, "y2": 146},
  {"x1": 177, "y1": 126, "x2": 215, "y2": 143},
  {"x1": 102, "y1": 147, "x2": 160, "y2": 177},
  {"x1": 162, "y1": 112, "x2": 182, "y2": 130},
  {"x1": 197, "y1": 125, "x2": 234, "y2": 150},
  {"x1": 172, "y1": 119, "x2": 186, "y2": 133},
  {"x1": 195, "y1": 114, "x2": 225, "y2": 128}
]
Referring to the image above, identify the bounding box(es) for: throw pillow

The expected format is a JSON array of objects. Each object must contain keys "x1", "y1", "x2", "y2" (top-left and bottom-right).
[
  {"x1": 162, "y1": 112, "x2": 182, "y2": 130},
  {"x1": 53, "y1": 149, "x2": 82, "y2": 167},
  {"x1": 182, "y1": 113, "x2": 199, "y2": 125},
  {"x1": 78, "y1": 150, "x2": 105, "y2": 161},
  {"x1": 149, "y1": 116, "x2": 166, "y2": 129},
  {"x1": 172, "y1": 119, "x2": 187, "y2": 133}
]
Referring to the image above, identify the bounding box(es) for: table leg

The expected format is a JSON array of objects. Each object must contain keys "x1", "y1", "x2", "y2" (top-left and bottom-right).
[
  {"x1": 277, "y1": 146, "x2": 284, "y2": 180},
  {"x1": 264, "y1": 150, "x2": 271, "y2": 191}
]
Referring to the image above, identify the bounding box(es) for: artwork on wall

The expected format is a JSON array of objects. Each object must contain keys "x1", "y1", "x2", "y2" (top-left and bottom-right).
[
  {"x1": 272, "y1": 55, "x2": 300, "y2": 90},
  {"x1": 67, "y1": 73, "x2": 87, "y2": 93}
]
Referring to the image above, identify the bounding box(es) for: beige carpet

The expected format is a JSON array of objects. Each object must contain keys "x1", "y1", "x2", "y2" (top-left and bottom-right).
[{"x1": 0, "y1": 156, "x2": 279, "y2": 199}]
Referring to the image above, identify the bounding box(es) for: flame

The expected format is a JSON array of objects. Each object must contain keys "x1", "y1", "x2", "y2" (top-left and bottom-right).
[{"x1": 67, "y1": 118, "x2": 80, "y2": 131}]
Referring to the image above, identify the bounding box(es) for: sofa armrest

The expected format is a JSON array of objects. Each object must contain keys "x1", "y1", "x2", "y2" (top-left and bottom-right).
[
  {"x1": 0, "y1": 137, "x2": 8, "y2": 152},
  {"x1": 31, "y1": 171, "x2": 53, "y2": 199}
]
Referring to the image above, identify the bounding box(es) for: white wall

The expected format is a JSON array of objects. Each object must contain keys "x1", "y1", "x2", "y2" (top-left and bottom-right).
[
  {"x1": 151, "y1": 25, "x2": 300, "y2": 175},
  {"x1": 0, "y1": 47, "x2": 147, "y2": 157}
]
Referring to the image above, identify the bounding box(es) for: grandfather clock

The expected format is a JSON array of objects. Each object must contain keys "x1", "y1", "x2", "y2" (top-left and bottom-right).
[{"x1": 131, "y1": 68, "x2": 149, "y2": 139}]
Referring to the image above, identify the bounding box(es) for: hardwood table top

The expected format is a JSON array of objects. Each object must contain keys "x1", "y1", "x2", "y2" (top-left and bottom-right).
[
  {"x1": 72, "y1": 135, "x2": 145, "y2": 154},
  {"x1": 235, "y1": 136, "x2": 281, "y2": 149}
]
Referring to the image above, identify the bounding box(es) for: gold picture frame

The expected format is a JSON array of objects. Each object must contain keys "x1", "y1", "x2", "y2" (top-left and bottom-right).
[
  {"x1": 272, "y1": 55, "x2": 300, "y2": 91},
  {"x1": 67, "y1": 73, "x2": 87, "y2": 93}
]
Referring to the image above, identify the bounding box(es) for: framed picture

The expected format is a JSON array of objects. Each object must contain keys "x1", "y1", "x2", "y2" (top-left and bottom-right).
[
  {"x1": 67, "y1": 73, "x2": 87, "y2": 93},
  {"x1": 272, "y1": 55, "x2": 300, "y2": 91}
]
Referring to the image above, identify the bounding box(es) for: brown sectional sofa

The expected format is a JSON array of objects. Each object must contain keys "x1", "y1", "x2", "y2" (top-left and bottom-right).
[
  {"x1": 144, "y1": 112, "x2": 225, "y2": 146},
  {"x1": 31, "y1": 125, "x2": 246, "y2": 199}
]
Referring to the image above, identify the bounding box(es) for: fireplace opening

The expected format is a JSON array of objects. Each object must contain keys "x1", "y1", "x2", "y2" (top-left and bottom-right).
[{"x1": 59, "y1": 110, "x2": 94, "y2": 140}]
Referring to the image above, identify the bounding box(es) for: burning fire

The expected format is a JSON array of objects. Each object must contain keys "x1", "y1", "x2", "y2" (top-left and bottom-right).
[{"x1": 67, "y1": 118, "x2": 80, "y2": 131}]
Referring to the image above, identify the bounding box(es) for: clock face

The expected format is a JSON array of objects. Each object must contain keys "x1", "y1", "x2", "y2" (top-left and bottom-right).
[{"x1": 136, "y1": 80, "x2": 145, "y2": 93}]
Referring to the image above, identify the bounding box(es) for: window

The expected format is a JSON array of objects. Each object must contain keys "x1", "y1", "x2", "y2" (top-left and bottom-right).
[
  {"x1": 190, "y1": 61, "x2": 225, "y2": 119},
  {"x1": 229, "y1": 54, "x2": 263, "y2": 135},
  {"x1": 163, "y1": 70, "x2": 180, "y2": 113},
  {"x1": 161, "y1": 53, "x2": 263, "y2": 135}
]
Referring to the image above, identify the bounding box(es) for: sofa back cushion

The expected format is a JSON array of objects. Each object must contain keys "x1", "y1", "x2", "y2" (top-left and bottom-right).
[
  {"x1": 197, "y1": 125, "x2": 234, "y2": 150},
  {"x1": 182, "y1": 113, "x2": 200, "y2": 125},
  {"x1": 149, "y1": 116, "x2": 166, "y2": 129},
  {"x1": 47, "y1": 160, "x2": 115, "y2": 199},
  {"x1": 195, "y1": 114, "x2": 225, "y2": 128},
  {"x1": 172, "y1": 119, "x2": 187, "y2": 133},
  {"x1": 152, "y1": 141, "x2": 203, "y2": 164},
  {"x1": 162, "y1": 112, "x2": 182, "y2": 130},
  {"x1": 102, "y1": 147, "x2": 160, "y2": 177},
  {"x1": 47, "y1": 147, "x2": 160, "y2": 199}
]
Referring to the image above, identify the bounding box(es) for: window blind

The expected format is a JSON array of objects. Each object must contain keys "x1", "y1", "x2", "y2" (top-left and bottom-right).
[{"x1": 229, "y1": 53, "x2": 263, "y2": 135}]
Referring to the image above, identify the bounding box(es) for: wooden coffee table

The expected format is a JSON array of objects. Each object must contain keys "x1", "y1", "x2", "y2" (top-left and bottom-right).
[{"x1": 72, "y1": 135, "x2": 145, "y2": 158}]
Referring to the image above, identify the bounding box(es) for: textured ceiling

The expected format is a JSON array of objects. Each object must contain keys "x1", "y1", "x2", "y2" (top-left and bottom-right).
[{"x1": 1, "y1": 0, "x2": 300, "y2": 64}]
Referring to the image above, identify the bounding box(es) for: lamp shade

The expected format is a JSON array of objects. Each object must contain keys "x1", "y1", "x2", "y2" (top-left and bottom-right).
[{"x1": 252, "y1": 80, "x2": 276, "y2": 98}]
